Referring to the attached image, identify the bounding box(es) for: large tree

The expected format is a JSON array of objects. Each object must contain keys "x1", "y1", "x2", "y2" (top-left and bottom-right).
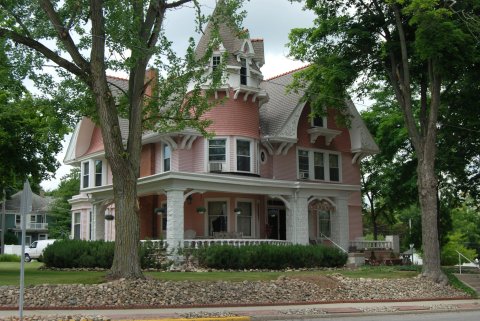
[
  {"x1": 0, "y1": 38, "x2": 70, "y2": 254},
  {"x1": 0, "y1": 0, "x2": 244, "y2": 279},
  {"x1": 288, "y1": 0, "x2": 479, "y2": 283}
]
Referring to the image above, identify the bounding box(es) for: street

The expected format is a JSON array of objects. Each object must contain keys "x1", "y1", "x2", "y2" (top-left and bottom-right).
[{"x1": 275, "y1": 310, "x2": 480, "y2": 321}]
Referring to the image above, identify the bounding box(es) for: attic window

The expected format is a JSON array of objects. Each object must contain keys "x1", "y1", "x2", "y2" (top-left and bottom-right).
[
  {"x1": 212, "y1": 55, "x2": 221, "y2": 71},
  {"x1": 240, "y1": 58, "x2": 247, "y2": 85},
  {"x1": 312, "y1": 115, "x2": 326, "y2": 128}
]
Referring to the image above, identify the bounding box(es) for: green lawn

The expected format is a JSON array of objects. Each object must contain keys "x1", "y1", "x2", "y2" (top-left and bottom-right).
[
  {"x1": 0, "y1": 262, "x2": 106, "y2": 286},
  {"x1": 0, "y1": 262, "x2": 419, "y2": 286}
]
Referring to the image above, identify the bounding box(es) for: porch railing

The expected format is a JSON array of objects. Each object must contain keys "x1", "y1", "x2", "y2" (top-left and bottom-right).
[
  {"x1": 318, "y1": 233, "x2": 347, "y2": 253},
  {"x1": 14, "y1": 223, "x2": 48, "y2": 230},
  {"x1": 349, "y1": 239, "x2": 393, "y2": 251},
  {"x1": 184, "y1": 238, "x2": 292, "y2": 249},
  {"x1": 141, "y1": 239, "x2": 292, "y2": 249}
]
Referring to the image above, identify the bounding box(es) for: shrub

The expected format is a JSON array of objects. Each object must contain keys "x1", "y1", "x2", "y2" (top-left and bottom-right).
[
  {"x1": 0, "y1": 254, "x2": 21, "y2": 262},
  {"x1": 42, "y1": 239, "x2": 165, "y2": 269},
  {"x1": 194, "y1": 244, "x2": 347, "y2": 270}
]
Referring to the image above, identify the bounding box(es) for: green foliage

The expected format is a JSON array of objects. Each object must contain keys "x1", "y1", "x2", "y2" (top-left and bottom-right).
[
  {"x1": 42, "y1": 239, "x2": 115, "y2": 269},
  {"x1": 4, "y1": 231, "x2": 18, "y2": 245},
  {"x1": 441, "y1": 232, "x2": 477, "y2": 266},
  {"x1": 42, "y1": 239, "x2": 165, "y2": 269},
  {"x1": 0, "y1": 254, "x2": 21, "y2": 262},
  {"x1": 48, "y1": 168, "x2": 80, "y2": 238},
  {"x1": 194, "y1": 244, "x2": 347, "y2": 270}
]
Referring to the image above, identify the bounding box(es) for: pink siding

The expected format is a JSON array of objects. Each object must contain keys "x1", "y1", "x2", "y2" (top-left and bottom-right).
[
  {"x1": 203, "y1": 90, "x2": 260, "y2": 139},
  {"x1": 272, "y1": 151, "x2": 297, "y2": 180},
  {"x1": 259, "y1": 149, "x2": 273, "y2": 178},
  {"x1": 191, "y1": 138, "x2": 205, "y2": 173},
  {"x1": 85, "y1": 126, "x2": 104, "y2": 155},
  {"x1": 139, "y1": 144, "x2": 155, "y2": 177},
  {"x1": 177, "y1": 148, "x2": 194, "y2": 172},
  {"x1": 154, "y1": 142, "x2": 162, "y2": 174}
]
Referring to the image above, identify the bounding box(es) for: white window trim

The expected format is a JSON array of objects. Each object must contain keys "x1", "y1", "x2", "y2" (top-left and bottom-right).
[
  {"x1": 81, "y1": 161, "x2": 90, "y2": 189},
  {"x1": 204, "y1": 198, "x2": 230, "y2": 237},
  {"x1": 296, "y1": 147, "x2": 342, "y2": 182},
  {"x1": 234, "y1": 137, "x2": 255, "y2": 173},
  {"x1": 81, "y1": 159, "x2": 107, "y2": 190},
  {"x1": 239, "y1": 56, "x2": 249, "y2": 86},
  {"x1": 162, "y1": 143, "x2": 171, "y2": 172},
  {"x1": 205, "y1": 137, "x2": 230, "y2": 172},
  {"x1": 235, "y1": 198, "x2": 255, "y2": 238}
]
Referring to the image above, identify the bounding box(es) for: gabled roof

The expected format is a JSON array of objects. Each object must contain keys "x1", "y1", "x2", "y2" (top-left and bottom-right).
[
  {"x1": 259, "y1": 66, "x2": 379, "y2": 155},
  {"x1": 259, "y1": 67, "x2": 308, "y2": 138},
  {"x1": 4, "y1": 191, "x2": 53, "y2": 213},
  {"x1": 195, "y1": 22, "x2": 264, "y2": 72}
]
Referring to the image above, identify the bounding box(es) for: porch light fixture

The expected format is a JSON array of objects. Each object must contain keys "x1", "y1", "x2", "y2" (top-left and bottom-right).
[
  {"x1": 196, "y1": 206, "x2": 206, "y2": 215},
  {"x1": 186, "y1": 195, "x2": 193, "y2": 204},
  {"x1": 154, "y1": 207, "x2": 166, "y2": 215},
  {"x1": 234, "y1": 207, "x2": 242, "y2": 215}
]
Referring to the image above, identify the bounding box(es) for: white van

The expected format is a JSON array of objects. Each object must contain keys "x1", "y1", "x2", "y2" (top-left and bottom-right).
[{"x1": 24, "y1": 239, "x2": 56, "y2": 262}]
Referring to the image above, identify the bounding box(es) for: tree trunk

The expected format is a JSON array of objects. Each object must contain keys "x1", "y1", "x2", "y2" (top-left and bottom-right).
[
  {"x1": 417, "y1": 154, "x2": 448, "y2": 284},
  {"x1": 108, "y1": 167, "x2": 143, "y2": 279}
]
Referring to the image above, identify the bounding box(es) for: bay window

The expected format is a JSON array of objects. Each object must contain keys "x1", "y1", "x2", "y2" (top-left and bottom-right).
[
  {"x1": 82, "y1": 162, "x2": 89, "y2": 188},
  {"x1": 236, "y1": 139, "x2": 251, "y2": 172},
  {"x1": 94, "y1": 160, "x2": 102, "y2": 186}
]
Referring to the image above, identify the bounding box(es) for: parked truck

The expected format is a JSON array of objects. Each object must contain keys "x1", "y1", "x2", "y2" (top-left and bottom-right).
[{"x1": 24, "y1": 239, "x2": 56, "y2": 262}]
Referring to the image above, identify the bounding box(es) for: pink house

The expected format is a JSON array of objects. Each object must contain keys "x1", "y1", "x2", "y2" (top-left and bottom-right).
[{"x1": 64, "y1": 22, "x2": 378, "y2": 252}]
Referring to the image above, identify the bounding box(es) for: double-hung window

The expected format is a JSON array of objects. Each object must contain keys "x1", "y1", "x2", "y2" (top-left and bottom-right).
[
  {"x1": 236, "y1": 140, "x2": 251, "y2": 172},
  {"x1": 82, "y1": 162, "x2": 89, "y2": 188},
  {"x1": 329, "y1": 154, "x2": 340, "y2": 182},
  {"x1": 73, "y1": 212, "x2": 81, "y2": 240},
  {"x1": 314, "y1": 152, "x2": 325, "y2": 180},
  {"x1": 298, "y1": 149, "x2": 341, "y2": 182},
  {"x1": 209, "y1": 139, "x2": 226, "y2": 172},
  {"x1": 298, "y1": 150, "x2": 309, "y2": 179},
  {"x1": 94, "y1": 160, "x2": 103, "y2": 186},
  {"x1": 163, "y1": 144, "x2": 171, "y2": 172}
]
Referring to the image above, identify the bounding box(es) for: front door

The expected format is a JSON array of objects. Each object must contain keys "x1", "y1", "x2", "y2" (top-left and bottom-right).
[{"x1": 267, "y1": 208, "x2": 286, "y2": 240}]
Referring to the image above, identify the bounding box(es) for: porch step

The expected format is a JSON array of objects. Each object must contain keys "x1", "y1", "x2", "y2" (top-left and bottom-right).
[{"x1": 455, "y1": 273, "x2": 480, "y2": 294}]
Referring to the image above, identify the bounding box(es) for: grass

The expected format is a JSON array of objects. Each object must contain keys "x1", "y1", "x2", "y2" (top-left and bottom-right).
[
  {"x1": 0, "y1": 262, "x2": 106, "y2": 286},
  {"x1": 0, "y1": 262, "x2": 421, "y2": 286}
]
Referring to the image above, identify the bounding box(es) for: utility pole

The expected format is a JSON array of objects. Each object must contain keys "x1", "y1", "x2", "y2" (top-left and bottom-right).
[{"x1": 1, "y1": 188, "x2": 6, "y2": 255}]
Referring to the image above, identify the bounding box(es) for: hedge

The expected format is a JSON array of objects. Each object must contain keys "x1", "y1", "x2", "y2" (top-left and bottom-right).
[
  {"x1": 194, "y1": 244, "x2": 348, "y2": 270},
  {"x1": 42, "y1": 239, "x2": 167, "y2": 269},
  {"x1": 0, "y1": 254, "x2": 21, "y2": 262}
]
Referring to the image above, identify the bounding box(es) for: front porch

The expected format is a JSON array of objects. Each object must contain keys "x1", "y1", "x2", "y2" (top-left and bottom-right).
[{"x1": 75, "y1": 172, "x2": 361, "y2": 253}]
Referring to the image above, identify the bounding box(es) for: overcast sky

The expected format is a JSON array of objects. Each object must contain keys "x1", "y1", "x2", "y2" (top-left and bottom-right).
[{"x1": 41, "y1": 0, "x2": 318, "y2": 191}]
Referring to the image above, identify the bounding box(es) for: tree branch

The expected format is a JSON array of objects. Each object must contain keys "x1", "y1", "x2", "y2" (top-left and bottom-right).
[
  {"x1": 392, "y1": 3, "x2": 421, "y2": 151},
  {"x1": 165, "y1": 0, "x2": 192, "y2": 9},
  {"x1": 0, "y1": 28, "x2": 89, "y2": 84},
  {"x1": 0, "y1": 3, "x2": 32, "y2": 38},
  {"x1": 39, "y1": 0, "x2": 90, "y2": 73}
]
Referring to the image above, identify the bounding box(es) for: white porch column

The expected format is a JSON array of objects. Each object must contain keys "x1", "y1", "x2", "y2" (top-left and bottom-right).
[
  {"x1": 332, "y1": 196, "x2": 349, "y2": 251},
  {"x1": 165, "y1": 189, "x2": 184, "y2": 253},
  {"x1": 287, "y1": 193, "x2": 309, "y2": 245},
  {"x1": 93, "y1": 204, "x2": 106, "y2": 241}
]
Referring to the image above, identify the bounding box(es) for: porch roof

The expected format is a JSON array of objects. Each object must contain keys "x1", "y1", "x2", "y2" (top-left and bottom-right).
[{"x1": 81, "y1": 171, "x2": 360, "y2": 203}]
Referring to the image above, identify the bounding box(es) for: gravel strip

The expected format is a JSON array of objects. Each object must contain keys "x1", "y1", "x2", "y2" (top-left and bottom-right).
[{"x1": 0, "y1": 274, "x2": 467, "y2": 309}]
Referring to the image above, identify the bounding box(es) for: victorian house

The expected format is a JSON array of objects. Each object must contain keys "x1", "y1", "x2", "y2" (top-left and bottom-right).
[{"x1": 64, "y1": 21, "x2": 379, "y2": 253}]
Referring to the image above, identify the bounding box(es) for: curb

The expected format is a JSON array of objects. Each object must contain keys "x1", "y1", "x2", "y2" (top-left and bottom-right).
[
  {"x1": 121, "y1": 318, "x2": 251, "y2": 321},
  {"x1": 0, "y1": 296, "x2": 473, "y2": 311}
]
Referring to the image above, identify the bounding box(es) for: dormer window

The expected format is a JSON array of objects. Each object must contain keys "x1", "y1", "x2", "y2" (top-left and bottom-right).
[
  {"x1": 212, "y1": 55, "x2": 221, "y2": 71},
  {"x1": 240, "y1": 58, "x2": 247, "y2": 85},
  {"x1": 312, "y1": 115, "x2": 326, "y2": 128}
]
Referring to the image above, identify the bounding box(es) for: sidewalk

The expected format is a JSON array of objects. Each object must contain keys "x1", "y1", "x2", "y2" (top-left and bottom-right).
[{"x1": 1, "y1": 299, "x2": 479, "y2": 320}]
